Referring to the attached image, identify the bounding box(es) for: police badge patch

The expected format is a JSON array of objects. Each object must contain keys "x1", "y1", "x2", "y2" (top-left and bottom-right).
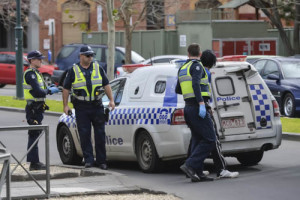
[
  {"x1": 196, "y1": 66, "x2": 200, "y2": 70},
  {"x1": 31, "y1": 74, "x2": 36, "y2": 79}
]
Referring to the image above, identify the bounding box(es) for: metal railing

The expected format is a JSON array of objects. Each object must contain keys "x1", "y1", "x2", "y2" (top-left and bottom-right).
[
  {"x1": 0, "y1": 125, "x2": 50, "y2": 199},
  {"x1": 0, "y1": 148, "x2": 10, "y2": 200}
]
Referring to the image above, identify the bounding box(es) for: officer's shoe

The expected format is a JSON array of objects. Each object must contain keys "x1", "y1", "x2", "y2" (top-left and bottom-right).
[
  {"x1": 84, "y1": 163, "x2": 94, "y2": 168},
  {"x1": 217, "y1": 169, "x2": 239, "y2": 178},
  {"x1": 180, "y1": 163, "x2": 200, "y2": 182},
  {"x1": 29, "y1": 162, "x2": 46, "y2": 171},
  {"x1": 191, "y1": 173, "x2": 214, "y2": 182},
  {"x1": 186, "y1": 170, "x2": 209, "y2": 178},
  {"x1": 98, "y1": 163, "x2": 108, "y2": 170}
]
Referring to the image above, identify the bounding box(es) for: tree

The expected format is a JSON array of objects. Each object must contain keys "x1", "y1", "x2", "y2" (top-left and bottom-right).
[
  {"x1": 117, "y1": 0, "x2": 180, "y2": 64},
  {"x1": 250, "y1": 0, "x2": 298, "y2": 55}
]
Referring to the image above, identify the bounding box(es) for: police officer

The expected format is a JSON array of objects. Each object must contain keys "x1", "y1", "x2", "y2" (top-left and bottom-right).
[
  {"x1": 176, "y1": 43, "x2": 216, "y2": 182},
  {"x1": 199, "y1": 50, "x2": 239, "y2": 178},
  {"x1": 62, "y1": 45, "x2": 115, "y2": 170},
  {"x1": 23, "y1": 50, "x2": 59, "y2": 171}
]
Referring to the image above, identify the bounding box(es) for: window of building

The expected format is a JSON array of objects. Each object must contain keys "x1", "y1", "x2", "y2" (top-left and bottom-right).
[
  {"x1": 146, "y1": 0, "x2": 165, "y2": 30},
  {"x1": 0, "y1": 22, "x2": 7, "y2": 48}
]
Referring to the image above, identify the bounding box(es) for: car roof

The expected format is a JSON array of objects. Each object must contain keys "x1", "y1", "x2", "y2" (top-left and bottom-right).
[{"x1": 257, "y1": 56, "x2": 300, "y2": 62}]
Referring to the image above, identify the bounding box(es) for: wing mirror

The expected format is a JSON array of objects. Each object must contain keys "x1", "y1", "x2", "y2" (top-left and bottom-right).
[{"x1": 267, "y1": 74, "x2": 280, "y2": 80}]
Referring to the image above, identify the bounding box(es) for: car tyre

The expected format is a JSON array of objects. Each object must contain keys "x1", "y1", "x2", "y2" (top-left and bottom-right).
[
  {"x1": 136, "y1": 131, "x2": 161, "y2": 173},
  {"x1": 283, "y1": 93, "x2": 295, "y2": 117},
  {"x1": 0, "y1": 84, "x2": 6, "y2": 88},
  {"x1": 236, "y1": 150, "x2": 264, "y2": 166},
  {"x1": 42, "y1": 74, "x2": 52, "y2": 87},
  {"x1": 57, "y1": 125, "x2": 82, "y2": 165}
]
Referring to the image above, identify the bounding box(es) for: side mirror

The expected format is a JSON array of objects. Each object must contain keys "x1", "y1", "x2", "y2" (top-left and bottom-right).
[{"x1": 267, "y1": 74, "x2": 280, "y2": 80}]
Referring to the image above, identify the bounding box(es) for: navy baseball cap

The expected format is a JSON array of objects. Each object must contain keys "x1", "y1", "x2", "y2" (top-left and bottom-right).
[
  {"x1": 79, "y1": 45, "x2": 95, "y2": 56},
  {"x1": 27, "y1": 50, "x2": 45, "y2": 60}
]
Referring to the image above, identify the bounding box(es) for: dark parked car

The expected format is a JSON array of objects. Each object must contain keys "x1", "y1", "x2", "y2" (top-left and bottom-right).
[
  {"x1": 52, "y1": 43, "x2": 145, "y2": 85},
  {"x1": 252, "y1": 57, "x2": 300, "y2": 117},
  {"x1": 0, "y1": 52, "x2": 56, "y2": 88}
]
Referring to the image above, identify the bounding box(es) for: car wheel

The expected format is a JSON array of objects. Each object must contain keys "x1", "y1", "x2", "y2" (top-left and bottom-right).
[
  {"x1": 57, "y1": 125, "x2": 82, "y2": 165},
  {"x1": 0, "y1": 84, "x2": 6, "y2": 88},
  {"x1": 236, "y1": 150, "x2": 264, "y2": 166},
  {"x1": 283, "y1": 93, "x2": 295, "y2": 117},
  {"x1": 42, "y1": 74, "x2": 52, "y2": 87},
  {"x1": 136, "y1": 131, "x2": 160, "y2": 173}
]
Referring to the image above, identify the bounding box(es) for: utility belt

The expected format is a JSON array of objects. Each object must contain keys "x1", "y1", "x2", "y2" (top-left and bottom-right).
[
  {"x1": 71, "y1": 95, "x2": 102, "y2": 106},
  {"x1": 27, "y1": 100, "x2": 49, "y2": 111}
]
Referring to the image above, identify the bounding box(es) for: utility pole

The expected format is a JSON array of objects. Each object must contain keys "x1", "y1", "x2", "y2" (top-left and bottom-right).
[{"x1": 15, "y1": 0, "x2": 24, "y2": 99}]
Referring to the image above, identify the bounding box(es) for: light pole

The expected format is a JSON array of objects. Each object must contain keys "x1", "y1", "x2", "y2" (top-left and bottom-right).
[{"x1": 15, "y1": 0, "x2": 24, "y2": 99}]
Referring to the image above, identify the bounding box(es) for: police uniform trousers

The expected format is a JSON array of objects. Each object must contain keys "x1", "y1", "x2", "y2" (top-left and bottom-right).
[
  {"x1": 74, "y1": 102, "x2": 106, "y2": 165},
  {"x1": 184, "y1": 105, "x2": 216, "y2": 173},
  {"x1": 25, "y1": 103, "x2": 44, "y2": 163},
  {"x1": 187, "y1": 106, "x2": 227, "y2": 173}
]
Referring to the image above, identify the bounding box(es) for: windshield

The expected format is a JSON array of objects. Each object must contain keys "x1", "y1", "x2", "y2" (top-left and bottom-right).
[
  {"x1": 281, "y1": 61, "x2": 300, "y2": 78},
  {"x1": 117, "y1": 47, "x2": 145, "y2": 63}
]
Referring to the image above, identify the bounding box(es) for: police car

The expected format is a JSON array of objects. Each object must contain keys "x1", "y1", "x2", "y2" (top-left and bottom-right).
[{"x1": 56, "y1": 60, "x2": 282, "y2": 172}]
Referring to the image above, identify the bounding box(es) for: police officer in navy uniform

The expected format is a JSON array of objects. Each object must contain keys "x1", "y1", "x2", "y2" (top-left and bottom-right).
[
  {"x1": 23, "y1": 50, "x2": 59, "y2": 171},
  {"x1": 62, "y1": 45, "x2": 115, "y2": 170},
  {"x1": 176, "y1": 43, "x2": 216, "y2": 182}
]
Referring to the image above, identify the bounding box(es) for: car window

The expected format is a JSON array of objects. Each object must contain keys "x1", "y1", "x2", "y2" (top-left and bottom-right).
[
  {"x1": 261, "y1": 60, "x2": 279, "y2": 79},
  {"x1": 153, "y1": 58, "x2": 171, "y2": 63},
  {"x1": 0, "y1": 54, "x2": 9, "y2": 64},
  {"x1": 101, "y1": 79, "x2": 126, "y2": 106},
  {"x1": 115, "y1": 50, "x2": 125, "y2": 66},
  {"x1": 215, "y1": 77, "x2": 235, "y2": 96},
  {"x1": 155, "y1": 81, "x2": 166, "y2": 93},
  {"x1": 92, "y1": 47, "x2": 104, "y2": 62},
  {"x1": 253, "y1": 60, "x2": 267, "y2": 74},
  {"x1": 281, "y1": 61, "x2": 300, "y2": 78},
  {"x1": 57, "y1": 46, "x2": 76, "y2": 59}
]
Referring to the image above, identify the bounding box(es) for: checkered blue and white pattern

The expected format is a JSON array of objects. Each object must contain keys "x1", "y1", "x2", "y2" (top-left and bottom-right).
[
  {"x1": 108, "y1": 107, "x2": 175, "y2": 125},
  {"x1": 59, "y1": 114, "x2": 76, "y2": 128},
  {"x1": 249, "y1": 84, "x2": 272, "y2": 129}
]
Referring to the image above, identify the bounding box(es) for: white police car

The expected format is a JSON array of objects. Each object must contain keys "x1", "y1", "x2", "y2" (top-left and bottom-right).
[{"x1": 56, "y1": 61, "x2": 282, "y2": 172}]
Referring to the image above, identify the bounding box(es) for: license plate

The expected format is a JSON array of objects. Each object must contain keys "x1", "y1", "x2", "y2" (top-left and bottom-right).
[{"x1": 221, "y1": 117, "x2": 245, "y2": 129}]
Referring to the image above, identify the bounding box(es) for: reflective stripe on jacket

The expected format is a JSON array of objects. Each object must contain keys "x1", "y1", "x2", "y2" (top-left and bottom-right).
[
  {"x1": 23, "y1": 68, "x2": 46, "y2": 101},
  {"x1": 178, "y1": 60, "x2": 210, "y2": 99},
  {"x1": 72, "y1": 62, "x2": 103, "y2": 101}
]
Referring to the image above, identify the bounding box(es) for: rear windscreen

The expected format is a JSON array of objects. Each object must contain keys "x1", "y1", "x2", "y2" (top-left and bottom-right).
[{"x1": 215, "y1": 77, "x2": 235, "y2": 96}]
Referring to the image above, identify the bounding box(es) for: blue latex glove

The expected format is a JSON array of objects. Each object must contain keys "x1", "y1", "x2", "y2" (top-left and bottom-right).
[
  {"x1": 48, "y1": 87, "x2": 59, "y2": 94},
  {"x1": 199, "y1": 104, "x2": 206, "y2": 119}
]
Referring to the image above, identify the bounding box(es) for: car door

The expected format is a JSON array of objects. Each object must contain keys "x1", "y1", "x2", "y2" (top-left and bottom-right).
[
  {"x1": 0, "y1": 54, "x2": 16, "y2": 84},
  {"x1": 261, "y1": 60, "x2": 283, "y2": 103},
  {"x1": 100, "y1": 78, "x2": 127, "y2": 153},
  {"x1": 210, "y1": 65, "x2": 256, "y2": 137}
]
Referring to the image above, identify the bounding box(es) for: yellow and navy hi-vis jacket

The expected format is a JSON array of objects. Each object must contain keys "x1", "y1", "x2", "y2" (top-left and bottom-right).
[
  {"x1": 71, "y1": 62, "x2": 103, "y2": 101},
  {"x1": 23, "y1": 68, "x2": 46, "y2": 101},
  {"x1": 178, "y1": 60, "x2": 210, "y2": 100}
]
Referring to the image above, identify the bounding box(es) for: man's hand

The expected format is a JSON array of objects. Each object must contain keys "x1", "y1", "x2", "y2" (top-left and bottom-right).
[
  {"x1": 64, "y1": 105, "x2": 71, "y2": 115},
  {"x1": 48, "y1": 86, "x2": 59, "y2": 94},
  {"x1": 199, "y1": 104, "x2": 206, "y2": 119},
  {"x1": 109, "y1": 100, "x2": 115, "y2": 111}
]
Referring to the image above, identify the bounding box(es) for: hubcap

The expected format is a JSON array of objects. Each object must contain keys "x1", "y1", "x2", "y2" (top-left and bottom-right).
[
  {"x1": 43, "y1": 76, "x2": 52, "y2": 87},
  {"x1": 62, "y1": 135, "x2": 71, "y2": 155},
  {"x1": 141, "y1": 140, "x2": 152, "y2": 164},
  {"x1": 284, "y1": 97, "x2": 293, "y2": 116}
]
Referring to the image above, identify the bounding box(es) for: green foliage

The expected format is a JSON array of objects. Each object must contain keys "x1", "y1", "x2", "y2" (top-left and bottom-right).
[
  {"x1": 278, "y1": 0, "x2": 295, "y2": 25},
  {"x1": 112, "y1": 9, "x2": 120, "y2": 21}
]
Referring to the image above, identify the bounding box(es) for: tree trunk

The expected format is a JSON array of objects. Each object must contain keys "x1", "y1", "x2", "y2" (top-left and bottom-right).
[
  {"x1": 124, "y1": 23, "x2": 132, "y2": 64},
  {"x1": 294, "y1": 0, "x2": 300, "y2": 54},
  {"x1": 252, "y1": 0, "x2": 294, "y2": 56},
  {"x1": 106, "y1": 0, "x2": 115, "y2": 81}
]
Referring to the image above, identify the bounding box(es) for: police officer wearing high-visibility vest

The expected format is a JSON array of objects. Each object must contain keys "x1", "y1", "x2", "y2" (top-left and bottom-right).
[
  {"x1": 24, "y1": 50, "x2": 60, "y2": 171},
  {"x1": 62, "y1": 45, "x2": 115, "y2": 170},
  {"x1": 176, "y1": 43, "x2": 216, "y2": 182}
]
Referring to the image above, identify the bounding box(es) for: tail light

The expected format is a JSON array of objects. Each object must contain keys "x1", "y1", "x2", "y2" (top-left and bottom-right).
[
  {"x1": 272, "y1": 100, "x2": 280, "y2": 117},
  {"x1": 171, "y1": 109, "x2": 186, "y2": 125}
]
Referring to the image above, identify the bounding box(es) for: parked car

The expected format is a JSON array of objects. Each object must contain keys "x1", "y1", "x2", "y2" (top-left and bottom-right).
[
  {"x1": 52, "y1": 44, "x2": 145, "y2": 85},
  {"x1": 141, "y1": 55, "x2": 188, "y2": 64},
  {"x1": 252, "y1": 57, "x2": 300, "y2": 117},
  {"x1": 117, "y1": 55, "x2": 188, "y2": 77},
  {"x1": 56, "y1": 61, "x2": 282, "y2": 172},
  {"x1": 0, "y1": 52, "x2": 56, "y2": 88}
]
